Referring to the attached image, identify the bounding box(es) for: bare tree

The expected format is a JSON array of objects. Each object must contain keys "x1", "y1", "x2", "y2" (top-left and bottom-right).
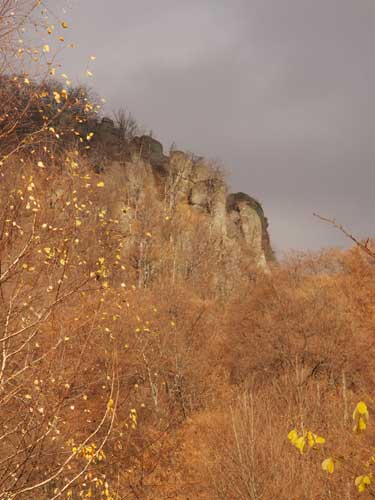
[{"x1": 113, "y1": 108, "x2": 140, "y2": 142}]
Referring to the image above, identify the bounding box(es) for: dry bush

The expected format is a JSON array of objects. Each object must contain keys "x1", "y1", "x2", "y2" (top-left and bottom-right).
[
  {"x1": 0, "y1": 156, "x2": 122, "y2": 498},
  {"x1": 224, "y1": 249, "x2": 375, "y2": 392},
  {"x1": 197, "y1": 247, "x2": 375, "y2": 499},
  {"x1": 206, "y1": 380, "x2": 375, "y2": 500},
  {"x1": 0, "y1": 153, "x2": 196, "y2": 497},
  {"x1": 0, "y1": 152, "x2": 226, "y2": 498}
]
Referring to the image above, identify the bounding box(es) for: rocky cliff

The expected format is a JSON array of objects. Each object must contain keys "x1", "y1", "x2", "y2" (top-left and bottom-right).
[{"x1": 89, "y1": 119, "x2": 273, "y2": 292}]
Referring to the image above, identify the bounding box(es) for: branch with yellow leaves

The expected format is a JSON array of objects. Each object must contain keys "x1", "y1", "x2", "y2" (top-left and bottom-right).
[{"x1": 3, "y1": 352, "x2": 119, "y2": 499}]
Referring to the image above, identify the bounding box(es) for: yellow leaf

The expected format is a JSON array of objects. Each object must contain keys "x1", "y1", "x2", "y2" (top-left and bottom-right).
[
  {"x1": 322, "y1": 457, "x2": 334, "y2": 474},
  {"x1": 355, "y1": 475, "x2": 371, "y2": 493},
  {"x1": 307, "y1": 431, "x2": 325, "y2": 447},
  {"x1": 307, "y1": 431, "x2": 314, "y2": 447},
  {"x1": 353, "y1": 401, "x2": 369, "y2": 420},
  {"x1": 42, "y1": 44, "x2": 50, "y2": 53},
  {"x1": 53, "y1": 91, "x2": 61, "y2": 104},
  {"x1": 61, "y1": 21, "x2": 69, "y2": 29},
  {"x1": 96, "y1": 181, "x2": 105, "y2": 188},
  {"x1": 358, "y1": 401, "x2": 369, "y2": 416},
  {"x1": 359, "y1": 416, "x2": 367, "y2": 431},
  {"x1": 295, "y1": 436, "x2": 306, "y2": 454}
]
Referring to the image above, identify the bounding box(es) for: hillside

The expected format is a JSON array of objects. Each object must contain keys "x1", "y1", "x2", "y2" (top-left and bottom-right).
[
  {"x1": 1, "y1": 4, "x2": 375, "y2": 499},
  {"x1": 3, "y1": 88, "x2": 375, "y2": 500}
]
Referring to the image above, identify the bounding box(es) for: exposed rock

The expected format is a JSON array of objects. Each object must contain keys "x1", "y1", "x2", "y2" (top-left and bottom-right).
[
  {"x1": 189, "y1": 181, "x2": 210, "y2": 210},
  {"x1": 226, "y1": 193, "x2": 268, "y2": 269},
  {"x1": 227, "y1": 193, "x2": 274, "y2": 262},
  {"x1": 129, "y1": 135, "x2": 168, "y2": 167},
  {"x1": 98, "y1": 133, "x2": 273, "y2": 288}
]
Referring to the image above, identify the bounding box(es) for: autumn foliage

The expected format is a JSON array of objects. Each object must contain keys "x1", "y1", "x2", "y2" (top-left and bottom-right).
[{"x1": 1, "y1": 2, "x2": 375, "y2": 499}]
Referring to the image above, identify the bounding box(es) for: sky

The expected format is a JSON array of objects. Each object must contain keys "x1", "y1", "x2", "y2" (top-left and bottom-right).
[{"x1": 47, "y1": 0, "x2": 375, "y2": 254}]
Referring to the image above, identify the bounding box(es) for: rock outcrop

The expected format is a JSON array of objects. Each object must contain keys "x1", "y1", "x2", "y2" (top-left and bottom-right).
[{"x1": 90, "y1": 126, "x2": 273, "y2": 290}]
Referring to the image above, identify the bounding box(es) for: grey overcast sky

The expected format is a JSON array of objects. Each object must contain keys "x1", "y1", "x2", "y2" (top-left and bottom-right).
[{"x1": 48, "y1": 0, "x2": 375, "y2": 255}]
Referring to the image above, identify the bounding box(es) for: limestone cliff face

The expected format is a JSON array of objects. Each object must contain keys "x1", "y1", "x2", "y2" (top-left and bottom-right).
[{"x1": 92, "y1": 125, "x2": 273, "y2": 290}]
